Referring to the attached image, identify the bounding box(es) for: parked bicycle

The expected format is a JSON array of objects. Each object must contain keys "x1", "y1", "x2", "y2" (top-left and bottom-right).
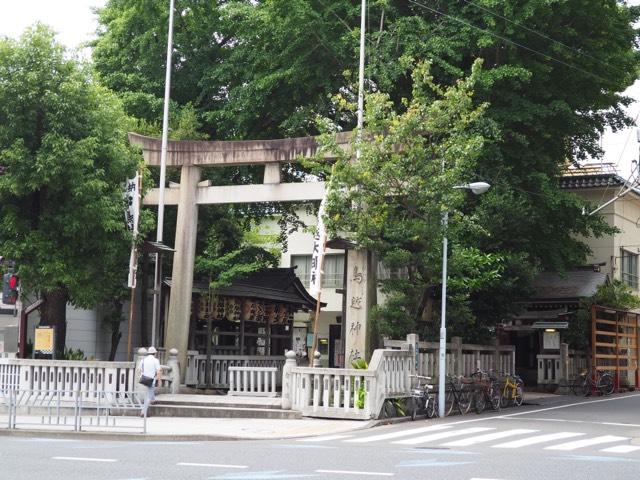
[
  {"x1": 470, "y1": 368, "x2": 501, "y2": 413},
  {"x1": 408, "y1": 374, "x2": 437, "y2": 420},
  {"x1": 570, "y1": 369, "x2": 615, "y2": 396},
  {"x1": 443, "y1": 375, "x2": 474, "y2": 416},
  {"x1": 498, "y1": 371, "x2": 524, "y2": 408}
]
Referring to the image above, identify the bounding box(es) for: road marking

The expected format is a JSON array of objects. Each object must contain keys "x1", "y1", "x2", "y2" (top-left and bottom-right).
[
  {"x1": 345, "y1": 425, "x2": 450, "y2": 443},
  {"x1": 493, "y1": 432, "x2": 584, "y2": 449},
  {"x1": 470, "y1": 478, "x2": 506, "y2": 480},
  {"x1": 443, "y1": 429, "x2": 537, "y2": 447},
  {"x1": 316, "y1": 469, "x2": 393, "y2": 476},
  {"x1": 601, "y1": 445, "x2": 640, "y2": 453},
  {"x1": 393, "y1": 427, "x2": 494, "y2": 446},
  {"x1": 52, "y1": 456, "x2": 117, "y2": 463},
  {"x1": 177, "y1": 462, "x2": 248, "y2": 469},
  {"x1": 545, "y1": 435, "x2": 628, "y2": 451},
  {"x1": 433, "y1": 393, "x2": 640, "y2": 427},
  {"x1": 299, "y1": 434, "x2": 353, "y2": 442},
  {"x1": 502, "y1": 417, "x2": 640, "y2": 428}
]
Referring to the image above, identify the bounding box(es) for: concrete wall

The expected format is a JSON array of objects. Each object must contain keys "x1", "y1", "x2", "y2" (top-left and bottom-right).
[{"x1": 575, "y1": 188, "x2": 640, "y2": 293}]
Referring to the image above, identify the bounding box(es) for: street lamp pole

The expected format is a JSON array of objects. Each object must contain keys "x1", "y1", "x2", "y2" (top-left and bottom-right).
[
  {"x1": 437, "y1": 181, "x2": 490, "y2": 418},
  {"x1": 151, "y1": 0, "x2": 175, "y2": 348}
]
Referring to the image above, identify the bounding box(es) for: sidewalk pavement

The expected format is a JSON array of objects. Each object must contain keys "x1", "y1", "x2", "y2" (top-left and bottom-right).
[{"x1": 0, "y1": 391, "x2": 575, "y2": 442}]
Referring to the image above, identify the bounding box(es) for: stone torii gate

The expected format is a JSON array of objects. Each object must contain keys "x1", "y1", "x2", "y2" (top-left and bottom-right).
[{"x1": 128, "y1": 132, "x2": 376, "y2": 379}]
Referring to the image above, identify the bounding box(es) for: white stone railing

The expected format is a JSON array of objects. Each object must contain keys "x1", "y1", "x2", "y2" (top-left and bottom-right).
[
  {"x1": 185, "y1": 353, "x2": 285, "y2": 388},
  {"x1": 228, "y1": 366, "x2": 278, "y2": 397},
  {"x1": 0, "y1": 349, "x2": 182, "y2": 399},
  {"x1": 384, "y1": 336, "x2": 516, "y2": 378},
  {"x1": 283, "y1": 347, "x2": 414, "y2": 420},
  {"x1": 0, "y1": 358, "x2": 135, "y2": 399}
]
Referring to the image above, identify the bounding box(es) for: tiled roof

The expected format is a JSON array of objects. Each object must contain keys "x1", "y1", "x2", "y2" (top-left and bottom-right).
[
  {"x1": 559, "y1": 173, "x2": 625, "y2": 189},
  {"x1": 528, "y1": 270, "x2": 609, "y2": 301},
  {"x1": 164, "y1": 267, "x2": 323, "y2": 309}
]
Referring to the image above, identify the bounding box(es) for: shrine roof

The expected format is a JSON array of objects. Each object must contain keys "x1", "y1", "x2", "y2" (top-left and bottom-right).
[
  {"x1": 164, "y1": 267, "x2": 324, "y2": 309},
  {"x1": 520, "y1": 269, "x2": 609, "y2": 305}
]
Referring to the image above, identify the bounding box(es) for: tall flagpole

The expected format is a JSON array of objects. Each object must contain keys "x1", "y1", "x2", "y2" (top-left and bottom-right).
[
  {"x1": 357, "y1": 0, "x2": 366, "y2": 144},
  {"x1": 151, "y1": 0, "x2": 175, "y2": 348}
]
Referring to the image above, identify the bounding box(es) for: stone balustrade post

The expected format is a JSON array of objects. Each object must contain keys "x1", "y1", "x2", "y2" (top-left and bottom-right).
[
  {"x1": 281, "y1": 350, "x2": 297, "y2": 410},
  {"x1": 405, "y1": 333, "x2": 419, "y2": 376},
  {"x1": 558, "y1": 343, "x2": 569, "y2": 394},
  {"x1": 167, "y1": 348, "x2": 180, "y2": 394},
  {"x1": 493, "y1": 338, "x2": 501, "y2": 374},
  {"x1": 451, "y1": 336, "x2": 463, "y2": 376},
  {"x1": 134, "y1": 347, "x2": 147, "y2": 395},
  {"x1": 313, "y1": 351, "x2": 322, "y2": 368}
]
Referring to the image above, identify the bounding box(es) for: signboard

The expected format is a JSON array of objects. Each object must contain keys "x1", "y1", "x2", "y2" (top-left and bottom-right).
[
  {"x1": 543, "y1": 330, "x2": 560, "y2": 350},
  {"x1": 34, "y1": 326, "x2": 55, "y2": 359}
]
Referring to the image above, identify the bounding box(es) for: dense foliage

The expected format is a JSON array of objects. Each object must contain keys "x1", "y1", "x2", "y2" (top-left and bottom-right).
[
  {"x1": 92, "y1": 1, "x2": 639, "y2": 340},
  {"x1": 0, "y1": 26, "x2": 139, "y2": 352},
  {"x1": 565, "y1": 280, "x2": 640, "y2": 351}
]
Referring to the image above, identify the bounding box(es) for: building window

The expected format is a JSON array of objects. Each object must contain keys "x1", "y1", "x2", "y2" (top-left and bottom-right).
[
  {"x1": 621, "y1": 249, "x2": 638, "y2": 289},
  {"x1": 291, "y1": 254, "x2": 344, "y2": 288}
]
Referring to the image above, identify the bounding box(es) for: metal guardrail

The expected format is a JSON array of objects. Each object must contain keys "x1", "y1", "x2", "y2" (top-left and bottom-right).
[{"x1": 0, "y1": 389, "x2": 147, "y2": 433}]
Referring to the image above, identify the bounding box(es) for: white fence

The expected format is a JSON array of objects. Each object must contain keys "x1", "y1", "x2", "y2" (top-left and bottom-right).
[
  {"x1": 186, "y1": 352, "x2": 285, "y2": 389},
  {"x1": 284, "y1": 347, "x2": 414, "y2": 420},
  {"x1": 384, "y1": 336, "x2": 515, "y2": 378},
  {"x1": 228, "y1": 366, "x2": 278, "y2": 397}
]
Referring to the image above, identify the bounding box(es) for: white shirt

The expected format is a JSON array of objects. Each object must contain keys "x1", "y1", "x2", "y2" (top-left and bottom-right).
[{"x1": 141, "y1": 355, "x2": 161, "y2": 378}]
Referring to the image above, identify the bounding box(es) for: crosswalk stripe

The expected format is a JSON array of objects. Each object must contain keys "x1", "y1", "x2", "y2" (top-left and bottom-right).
[
  {"x1": 600, "y1": 445, "x2": 640, "y2": 453},
  {"x1": 545, "y1": 435, "x2": 628, "y2": 451},
  {"x1": 345, "y1": 425, "x2": 451, "y2": 443},
  {"x1": 493, "y1": 432, "x2": 584, "y2": 449},
  {"x1": 393, "y1": 427, "x2": 494, "y2": 446},
  {"x1": 442, "y1": 429, "x2": 538, "y2": 447},
  {"x1": 299, "y1": 434, "x2": 354, "y2": 442}
]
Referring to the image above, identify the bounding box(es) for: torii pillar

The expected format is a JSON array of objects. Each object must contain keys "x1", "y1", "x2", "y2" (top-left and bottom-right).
[{"x1": 128, "y1": 132, "x2": 377, "y2": 380}]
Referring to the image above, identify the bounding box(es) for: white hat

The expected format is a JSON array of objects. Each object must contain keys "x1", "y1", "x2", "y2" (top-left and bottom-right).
[{"x1": 148, "y1": 346, "x2": 157, "y2": 354}]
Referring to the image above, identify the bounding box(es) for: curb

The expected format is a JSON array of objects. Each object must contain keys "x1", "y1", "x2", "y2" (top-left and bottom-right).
[
  {"x1": 0, "y1": 419, "x2": 379, "y2": 442},
  {"x1": 0, "y1": 429, "x2": 242, "y2": 442}
]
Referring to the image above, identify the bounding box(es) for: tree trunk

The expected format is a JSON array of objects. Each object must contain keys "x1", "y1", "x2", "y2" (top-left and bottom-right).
[
  {"x1": 40, "y1": 286, "x2": 68, "y2": 358},
  {"x1": 107, "y1": 299, "x2": 124, "y2": 361}
]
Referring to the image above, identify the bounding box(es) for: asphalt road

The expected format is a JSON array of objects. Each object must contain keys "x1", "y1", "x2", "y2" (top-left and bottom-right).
[{"x1": 1, "y1": 392, "x2": 639, "y2": 480}]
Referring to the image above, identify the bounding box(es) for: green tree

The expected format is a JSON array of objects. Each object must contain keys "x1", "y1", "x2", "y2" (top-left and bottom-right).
[
  {"x1": 0, "y1": 26, "x2": 139, "y2": 354},
  {"x1": 319, "y1": 61, "x2": 505, "y2": 339},
  {"x1": 566, "y1": 280, "x2": 640, "y2": 350},
  {"x1": 92, "y1": 1, "x2": 638, "y2": 339}
]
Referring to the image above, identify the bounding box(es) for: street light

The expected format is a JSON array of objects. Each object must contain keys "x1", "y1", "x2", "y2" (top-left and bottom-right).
[{"x1": 438, "y1": 181, "x2": 491, "y2": 418}]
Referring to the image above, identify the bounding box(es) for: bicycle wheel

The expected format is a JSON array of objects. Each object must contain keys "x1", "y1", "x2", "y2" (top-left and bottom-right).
[
  {"x1": 499, "y1": 385, "x2": 511, "y2": 409},
  {"x1": 514, "y1": 384, "x2": 524, "y2": 406},
  {"x1": 489, "y1": 386, "x2": 501, "y2": 411},
  {"x1": 599, "y1": 374, "x2": 614, "y2": 395},
  {"x1": 410, "y1": 396, "x2": 421, "y2": 421},
  {"x1": 474, "y1": 389, "x2": 486, "y2": 414},
  {"x1": 444, "y1": 389, "x2": 455, "y2": 417},
  {"x1": 457, "y1": 387, "x2": 472, "y2": 415},
  {"x1": 581, "y1": 377, "x2": 592, "y2": 396},
  {"x1": 425, "y1": 396, "x2": 437, "y2": 419}
]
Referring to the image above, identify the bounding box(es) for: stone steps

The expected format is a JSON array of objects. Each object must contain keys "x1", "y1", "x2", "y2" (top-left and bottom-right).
[{"x1": 147, "y1": 403, "x2": 301, "y2": 419}]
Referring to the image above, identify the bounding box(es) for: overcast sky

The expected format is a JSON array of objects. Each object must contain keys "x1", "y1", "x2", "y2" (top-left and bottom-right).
[{"x1": 1, "y1": 0, "x2": 639, "y2": 176}]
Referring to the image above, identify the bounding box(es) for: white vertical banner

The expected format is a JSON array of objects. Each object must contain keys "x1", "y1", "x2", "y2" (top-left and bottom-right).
[
  {"x1": 309, "y1": 197, "x2": 327, "y2": 299},
  {"x1": 124, "y1": 173, "x2": 140, "y2": 288}
]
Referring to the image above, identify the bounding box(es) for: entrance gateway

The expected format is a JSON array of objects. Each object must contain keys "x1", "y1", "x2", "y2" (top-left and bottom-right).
[{"x1": 129, "y1": 132, "x2": 375, "y2": 381}]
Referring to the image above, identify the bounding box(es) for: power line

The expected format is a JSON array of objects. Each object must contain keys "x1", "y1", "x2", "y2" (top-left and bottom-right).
[
  {"x1": 460, "y1": 0, "x2": 627, "y2": 77},
  {"x1": 408, "y1": 0, "x2": 619, "y2": 88}
]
